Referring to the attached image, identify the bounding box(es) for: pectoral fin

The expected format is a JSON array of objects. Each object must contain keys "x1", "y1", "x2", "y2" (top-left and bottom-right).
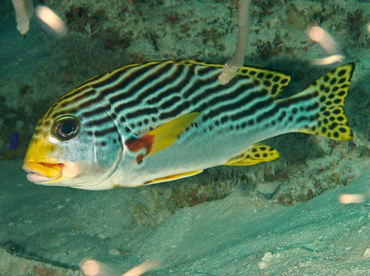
[
  {"x1": 224, "y1": 143, "x2": 279, "y2": 166},
  {"x1": 126, "y1": 112, "x2": 200, "y2": 158},
  {"x1": 143, "y1": 170, "x2": 203, "y2": 185}
]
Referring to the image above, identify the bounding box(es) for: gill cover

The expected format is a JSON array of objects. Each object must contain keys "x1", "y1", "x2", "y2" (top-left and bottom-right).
[{"x1": 24, "y1": 112, "x2": 123, "y2": 188}]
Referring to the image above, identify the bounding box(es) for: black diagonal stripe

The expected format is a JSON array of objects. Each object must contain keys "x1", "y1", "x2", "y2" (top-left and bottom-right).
[
  {"x1": 126, "y1": 107, "x2": 159, "y2": 119},
  {"x1": 51, "y1": 108, "x2": 81, "y2": 119},
  {"x1": 65, "y1": 65, "x2": 137, "y2": 98},
  {"x1": 145, "y1": 65, "x2": 191, "y2": 105},
  {"x1": 99, "y1": 63, "x2": 163, "y2": 100},
  {"x1": 56, "y1": 86, "x2": 94, "y2": 103},
  {"x1": 187, "y1": 81, "x2": 220, "y2": 104},
  {"x1": 193, "y1": 102, "x2": 209, "y2": 113},
  {"x1": 279, "y1": 91, "x2": 319, "y2": 109},
  {"x1": 256, "y1": 105, "x2": 279, "y2": 123},
  {"x1": 58, "y1": 89, "x2": 97, "y2": 108},
  {"x1": 207, "y1": 88, "x2": 269, "y2": 120},
  {"x1": 80, "y1": 105, "x2": 110, "y2": 118},
  {"x1": 129, "y1": 65, "x2": 185, "y2": 106},
  {"x1": 159, "y1": 101, "x2": 191, "y2": 120},
  {"x1": 183, "y1": 76, "x2": 216, "y2": 98},
  {"x1": 109, "y1": 64, "x2": 175, "y2": 112},
  {"x1": 90, "y1": 68, "x2": 129, "y2": 89},
  {"x1": 160, "y1": 96, "x2": 182, "y2": 109},
  {"x1": 231, "y1": 98, "x2": 273, "y2": 121},
  {"x1": 197, "y1": 65, "x2": 220, "y2": 76},
  {"x1": 93, "y1": 125, "x2": 117, "y2": 137},
  {"x1": 85, "y1": 115, "x2": 113, "y2": 127},
  {"x1": 207, "y1": 83, "x2": 253, "y2": 106},
  {"x1": 78, "y1": 93, "x2": 106, "y2": 110}
]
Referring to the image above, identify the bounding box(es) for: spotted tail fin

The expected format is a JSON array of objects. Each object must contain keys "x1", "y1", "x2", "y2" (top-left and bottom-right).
[{"x1": 280, "y1": 63, "x2": 355, "y2": 142}]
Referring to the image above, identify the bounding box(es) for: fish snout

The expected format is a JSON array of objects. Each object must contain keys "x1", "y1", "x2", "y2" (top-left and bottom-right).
[{"x1": 22, "y1": 162, "x2": 63, "y2": 184}]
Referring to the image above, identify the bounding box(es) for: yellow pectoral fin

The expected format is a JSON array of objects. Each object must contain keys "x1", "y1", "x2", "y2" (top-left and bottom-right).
[
  {"x1": 126, "y1": 112, "x2": 200, "y2": 158},
  {"x1": 147, "y1": 112, "x2": 200, "y2": 157},
  {"x1": 224, "y1": 143, "x2": 279, "y2": 166},
  {"x1": 143, "y1": 170, "x2": 203, "y2": 185}
]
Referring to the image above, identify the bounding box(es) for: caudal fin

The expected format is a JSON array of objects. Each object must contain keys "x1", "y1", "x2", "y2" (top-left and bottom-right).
[
  {"x1": 299, "y1": 63, "x2": 355, "y2": 141},
  {"x1": 281, "y1": 63, "x2": 355, "y2": 142}
]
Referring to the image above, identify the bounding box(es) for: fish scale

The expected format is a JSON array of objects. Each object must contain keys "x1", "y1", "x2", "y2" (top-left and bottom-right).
[{"x1": 23, "y1": 60, "x2": 355, "y2": 190}]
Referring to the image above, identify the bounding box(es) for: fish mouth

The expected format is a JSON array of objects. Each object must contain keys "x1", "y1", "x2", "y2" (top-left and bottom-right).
[{"x1": 22, "y1": 162, "x2": 63, "y2": 184}]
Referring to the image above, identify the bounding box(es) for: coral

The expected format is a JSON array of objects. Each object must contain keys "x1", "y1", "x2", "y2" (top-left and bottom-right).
[
  {"x1": 264, "y1": 169, "x2": 289, "y2": 182},
  {"x1": 283, "y1": 3, "x2": 308, "y2": 30},
  {"x1": 131, "y1": 171, "x2": 233, "y2": 227},
  {"x1": 11, "y1": 0, "x2": 33, "y2": 35},
  {"x1": 219, "y1": 0, "x2": 251, "y2": 85},
  {"x1": 346, "y1": 9, "x2": 369, "y2": 46},
  {"x1": 255, "y1": 33, "x2": 285, "y2": 59}
]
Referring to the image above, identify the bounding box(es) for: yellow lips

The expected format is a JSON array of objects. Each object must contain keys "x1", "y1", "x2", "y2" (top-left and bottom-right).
[{"x1": 22, "y1": 162, "x2": 62, "y2": 183}]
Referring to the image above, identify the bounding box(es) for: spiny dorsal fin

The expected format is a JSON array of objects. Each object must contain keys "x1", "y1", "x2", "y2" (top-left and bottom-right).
[
  {"x1": 298, "y1": 63, "x2": 355, "y2": 141},
  {"x1": 236, "y1": 66, "x2": 291, "y2": 98},
  {"x1": 224, "y1": 143, "x2": 280, "y2": 166},
  {"x1": 126, "y1": 112, "x2": 200, "y2": 158},
  {"x1": 184, "y1": 61, "x2": 291, "y2": 99}
]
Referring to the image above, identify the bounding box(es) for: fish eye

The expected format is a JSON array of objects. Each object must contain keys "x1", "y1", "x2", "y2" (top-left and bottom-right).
[{"x1": 53, "y1": 116, "x2": 80, "y2": 140}]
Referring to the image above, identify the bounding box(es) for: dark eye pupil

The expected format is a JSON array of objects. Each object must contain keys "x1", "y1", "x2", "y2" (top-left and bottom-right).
[
  {"x1": 60, "y1": 122, "x2": 73, "y2": 135},
  {"x1": 54, "y1": 116, "x2": 79, "y2": 140}
]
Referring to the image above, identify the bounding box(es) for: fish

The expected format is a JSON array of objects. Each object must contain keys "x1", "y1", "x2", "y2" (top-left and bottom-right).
[
  {"x1": 22, "y1": 60, "x2": 355, "y2": 190},
  {"x1": 1, "y1": 132, "x2": 19, "y2": 161}
]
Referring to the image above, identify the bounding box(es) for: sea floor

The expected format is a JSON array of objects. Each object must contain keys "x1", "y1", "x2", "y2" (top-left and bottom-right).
[{"x1": 1, "y1": 159, "x2": 370, "y2": 275}]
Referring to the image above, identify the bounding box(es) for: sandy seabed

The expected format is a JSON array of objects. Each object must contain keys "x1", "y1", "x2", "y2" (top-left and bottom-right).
[{"x1": 1, "y1": 159, "x2": 370, "y2": 275}]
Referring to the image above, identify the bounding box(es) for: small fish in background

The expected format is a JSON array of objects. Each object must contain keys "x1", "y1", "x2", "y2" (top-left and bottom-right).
[
  {"x1": 22, "y1": 60, "x2": 355, "y2": 190},
  {"x1": 35, "y1": 5, "x2": 67, "y2": 37},
  {"x1": 80, "y1": 258, "x2": 159, "y2": 276},
  {"x1": 1, "y1": 132, "x2": 19, "y2": 161},
  {"x1": 308, "y1": 25, "x2": 345, "y2": 65}
]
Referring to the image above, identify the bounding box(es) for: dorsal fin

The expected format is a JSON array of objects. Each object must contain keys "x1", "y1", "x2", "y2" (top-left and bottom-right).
[
  {"x1": 235, "y1": 66, "x2": 291, "y2": 99},
  {"x1": 178, "y1": 60, "x2": 291, "y2": 99}
]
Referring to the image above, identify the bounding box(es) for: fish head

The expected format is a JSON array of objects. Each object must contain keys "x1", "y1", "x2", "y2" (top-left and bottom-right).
[{"x1": 23, "y1": 112, "x2": 123, "y2": 190}]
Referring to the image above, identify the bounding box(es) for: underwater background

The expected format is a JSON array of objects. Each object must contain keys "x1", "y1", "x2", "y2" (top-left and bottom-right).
[{"x1": 1, "y1": 0, "x2": 370, "y2": 275}]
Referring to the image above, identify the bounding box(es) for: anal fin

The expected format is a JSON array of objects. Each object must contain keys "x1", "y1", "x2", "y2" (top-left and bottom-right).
[
  {"x1": 224, "y1": 143, "x2": 279, "y2": 166},
  {"x1": 143, "y1": 170, "x2": 203, "y2": 185}
]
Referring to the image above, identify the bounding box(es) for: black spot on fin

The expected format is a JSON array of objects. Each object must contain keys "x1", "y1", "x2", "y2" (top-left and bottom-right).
[
  {"x1": 297, "y1": 62, "x2": 356, "y2": 142},
  {"x1": 224, "y1": 143, "x2": 279, "y2": 166}
]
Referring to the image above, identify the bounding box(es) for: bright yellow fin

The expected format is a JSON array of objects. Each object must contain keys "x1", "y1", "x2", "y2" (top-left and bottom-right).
[
  {"x1": 236, "y1": 66, "x2": 291, "y2": 98},
  {"x1": 126, "y1": 112, "x2": 200, "y2": 158},
  {"x1": 180, "y1": 61, "x2": 291, "y2": 98},
  {"x1": 143, "y1": 170, "x2": 203, "y2": 185},
  {"x1": 224, "y1": 143, "x2": 280, "y2": 166},
  {"x1": 298, "y1": 63, "x2": 355, "y2": 141}
]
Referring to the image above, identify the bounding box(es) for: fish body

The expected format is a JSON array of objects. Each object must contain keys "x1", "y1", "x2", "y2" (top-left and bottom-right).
[{"x1": 22, "y1": 60, "x2": 355, "y2": 190}]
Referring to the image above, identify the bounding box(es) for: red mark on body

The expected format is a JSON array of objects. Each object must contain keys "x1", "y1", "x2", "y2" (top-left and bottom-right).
[
  {"x1": 126, "y1": 135, "x2": 154, "y2": 156},
  {"x1": 136, "y1": 154, "x2": 144, "y2": 164}
]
